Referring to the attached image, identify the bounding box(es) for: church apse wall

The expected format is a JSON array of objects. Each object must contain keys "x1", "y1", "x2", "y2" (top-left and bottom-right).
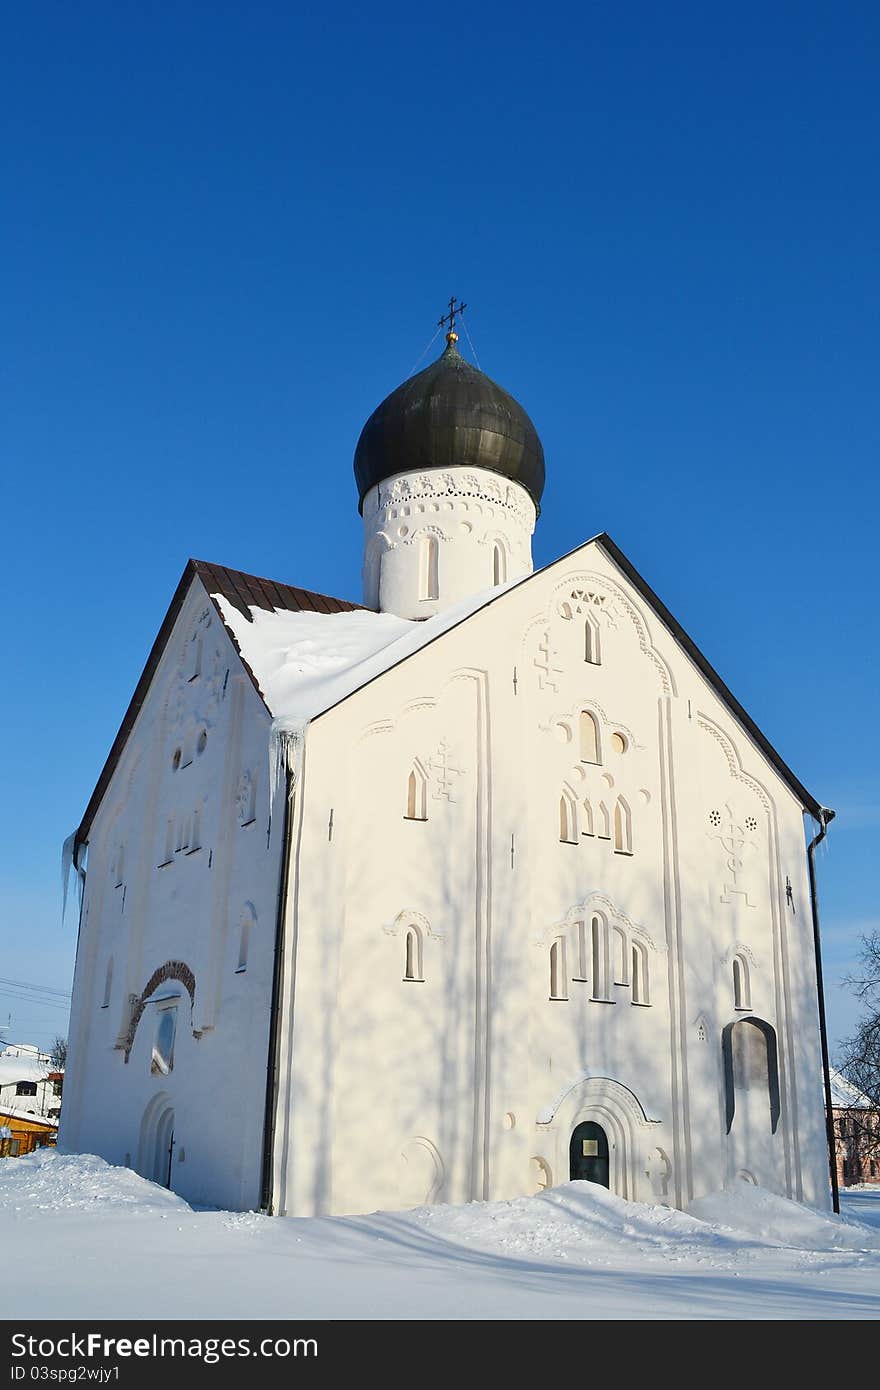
[{"x1": 61, "y1": 579, "x2": 284, "y2": 1212}]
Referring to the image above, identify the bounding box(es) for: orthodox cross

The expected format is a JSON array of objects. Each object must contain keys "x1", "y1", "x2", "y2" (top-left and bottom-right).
[
  {"x1": 785, "y1": 875, "x2": 795, "y2": 912},
  {"x1": 430, "y1": 739, "x2": 463, "y2": 801},
  {"x1": 439, "y1": 296, "x2": 467, "y2": 340},
  {"x1": 711, "y1": 812, "x2": 756, "y2": 908},
  {"x1": 534, "y1": 630, "x2": 564, "y2": 693}
]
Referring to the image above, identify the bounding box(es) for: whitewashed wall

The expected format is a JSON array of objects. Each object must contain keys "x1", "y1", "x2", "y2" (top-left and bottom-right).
[
  {"x1": 269, "y1": 539, "x2": 829, "y2": 1217},
  {"x1": 61, "y1": 578, "x2": 282, "y2": 1211}
]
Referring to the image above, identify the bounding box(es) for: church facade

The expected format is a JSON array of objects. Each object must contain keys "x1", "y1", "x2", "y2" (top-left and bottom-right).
[{"x1": 61, "y1": 325, "x2": 835, "y2": 1216}]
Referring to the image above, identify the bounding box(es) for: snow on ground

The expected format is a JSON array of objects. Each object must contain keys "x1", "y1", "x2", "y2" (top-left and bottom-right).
[{"x1": 2, "y1": 1151, "x2": 879, "y2": 1320}]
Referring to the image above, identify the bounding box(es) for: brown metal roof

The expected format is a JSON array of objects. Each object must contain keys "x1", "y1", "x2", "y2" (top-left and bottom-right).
[{"x1": 75, "y1": 560, "x2": 362, "y2": 846}]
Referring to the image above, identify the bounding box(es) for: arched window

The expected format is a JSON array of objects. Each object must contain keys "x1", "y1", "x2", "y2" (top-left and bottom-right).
[
  {"x1": 613, "y1": 796, "x2": 632, "y2": 854},
  {"x1": 404, "y1": 926, "x2": 423, "y2": 981},
  {"x1": 236, "y1": 909, "x2": 256, "y2": 973},
  {"x1": 559, "y1": 788, "x2": 578, "y2": 843},
  {"x1": 582, "y1": 798, "x2": 594, "y2": 836},
  {"x1": 733, "y1": 954, "x2": 751, "y2": 1010},
  {"x1": 584, "y1": 612, "x2": 601, "y2": 664},
  {"x1": 596, "y1": 801, "x2": 611, "y2": 840},
  {"x1": 632, "y1": 941, "x2": 650, "y2": 1004},
  {"x1": 591, "y1": 914, "x2": 608, "y2": 1001},
  {"x1": 101, "y1": 957, "x2": 114, "y2": 1009},
  {"x1": 492, "y1": 542, "x2": 507, "y2": 586},
  {"x1": 189, "y1": 635, "x2": 203, "y2": 682},
  {"x1": 574, "y1": 921, "x2": 589, "y2": 980},
  {"x1": 580, "y1": 710, "x2": 600, "y2": 764},
  {"x1": 723, "y1": 1018, "x2": 780, "y2": 1133},
  {"x1": 420, "y1": 535, "x2": 439, "y2": 601},
  {"x1": 612, "y1": 925, "x2": 629, "y2": 985},
  {"x1": 405, "y1": 763, "x2": 428, "y2": 821},
  {"x1": 550, "y1": 937, "x2": 567, "y2": 999}
]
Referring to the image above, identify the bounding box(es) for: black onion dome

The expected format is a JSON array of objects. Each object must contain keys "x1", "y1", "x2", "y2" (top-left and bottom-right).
[{"x1": 354, "y1": 340, "x2": 545, "y2": 514}]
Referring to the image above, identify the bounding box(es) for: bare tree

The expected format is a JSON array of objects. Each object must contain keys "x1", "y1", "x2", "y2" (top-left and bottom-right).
[
  {"x1": 837, "y1": 931, "x2": 880, "y2": 1177},
  {"x1": 49, "y1": 1035, "x2": 68, "y2": 1070}
]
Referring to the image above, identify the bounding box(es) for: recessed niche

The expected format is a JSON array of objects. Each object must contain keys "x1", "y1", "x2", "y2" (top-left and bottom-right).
[
  {"x1": 611, "y1": 732, "x2": 628, "y2": 754},
  {"x1": 197, "y1": 730, "x2": 208, "y2": 755},
  {"x1": 172, "y1": 748, "x2": 181, "y2": 771},
  {"x1": 601, "y1": 772, "x2": 614, "y2": 788},
  {"x1": 638, "y1": 788, "x2": 651, "y2": 805},
  {"x1": 503, "y1": 1112, "x2": 516, "y2": 1131},
  {"x1": 398, "y1": 525, "x2": 409, "y2": 538}
]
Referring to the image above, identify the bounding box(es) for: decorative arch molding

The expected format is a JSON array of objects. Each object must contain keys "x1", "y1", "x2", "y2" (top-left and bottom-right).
[
  {"x1": 537, "y1": 1072, "x2": 660, "y2": 1128},
  {"x1": 695, "y1": 714, "x2": 777, "y2": 816},
  {"x1": 721, "y1": 942, "x2": 759, "y2": 968},
  {"x1": 383, "y1": 908, "x2": 445, "y2": 943},
  {"x1": 541, "y1": 700, "x2": 642, "y2": 751},
  {"x1": 550, "y1": 570, "x2": 677, "y2": 696},
  {"x1": 536, "y1": 1075, "x2": 661, "y2": 1201},
  {"x1": 536, "y1": 891, "x2": 663, "y2": 953},
  {"x1": 123, "y1": 960, "x2": 196, "y2": 1063},
  {"x1": 396, "y1": 1135, "x2": 446, "y2": 1206}
]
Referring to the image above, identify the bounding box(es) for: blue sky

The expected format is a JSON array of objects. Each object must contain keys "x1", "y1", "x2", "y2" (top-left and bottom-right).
[{"x1": 2, "y1": 3, "x2": 877, "y2": 1053}]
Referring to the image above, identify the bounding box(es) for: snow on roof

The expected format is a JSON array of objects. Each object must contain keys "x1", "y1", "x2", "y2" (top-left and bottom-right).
[
  {"x1": 0, "y1": 1103, "x2": 57, "y2": 1128},
  {"x1": 0, "y1": 1055, "x2": 49, "y2": 1086},
  {"x1": 213, "y1": 581, "x2": 516, "y2": 725},
  {"x1": 830, "y1": 1069, "x2": 873, "y2": 1110}
]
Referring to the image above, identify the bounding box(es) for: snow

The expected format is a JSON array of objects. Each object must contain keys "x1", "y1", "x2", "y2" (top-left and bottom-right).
[
  {"x1": 2, "y1": 1151, "x2": 879, "y2": 1320},
  {"x1": 213, "y1": 583, "x2": 515, "y2": 726},
  {"x1": 829, "y1": 1067, "x2": 872, "y2": 1109}
]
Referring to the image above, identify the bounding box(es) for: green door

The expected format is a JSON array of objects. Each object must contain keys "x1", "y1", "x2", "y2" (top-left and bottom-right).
[{"x1": 569, "y1": 1121, "x2": 610, "y2": 1187}]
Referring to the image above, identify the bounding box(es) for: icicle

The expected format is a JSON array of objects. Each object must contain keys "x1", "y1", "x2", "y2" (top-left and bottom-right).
[
  {"x1": 61, "y1": 832, "x2": 76, "y2": 925},
  {"x1": 62, "y1": 833, "x2": 88, "y2": 925},
  {"x1": 268, "y1": 716, "x2": 309, "y2": 817}
]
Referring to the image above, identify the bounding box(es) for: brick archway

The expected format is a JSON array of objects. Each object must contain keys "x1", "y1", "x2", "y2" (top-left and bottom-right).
[{"x1": 123, "y1": 960, "x2": 195, "y2": 1063}]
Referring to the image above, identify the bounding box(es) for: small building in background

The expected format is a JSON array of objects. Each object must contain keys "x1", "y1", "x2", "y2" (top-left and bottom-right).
[
  {"x1": 0, "y1": 1044, "x2": 64, "y2": 1126},
  {"x1": 830, "y1": 1070, "x2": 879, "y2": 1188},
  {"x1": 0, "y1": 1108, "x2": 58, "y2": 1158}
]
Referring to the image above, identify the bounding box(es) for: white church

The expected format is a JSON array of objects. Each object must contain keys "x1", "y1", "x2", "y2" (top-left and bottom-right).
[{"x1": 61, "y1": 313, "x2": 836, "y2": 1217}]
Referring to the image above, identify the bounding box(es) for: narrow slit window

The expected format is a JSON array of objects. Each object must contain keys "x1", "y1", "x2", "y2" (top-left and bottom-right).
[
  {"x1": 492, "y1": 542, "x2": 507, "y2": 586},
  {"x1": 580, "y1": 710, "x2": 600, "y2": 764},
  {"x1": 405, "y1": 763, "x2": 428, "y2": 821},
  {"x1": 236, "y1": 912, "x2": 255, "y2": 973},
  {"x1": 632, "y1": 942, "x2": 650, "y2": 1004},
  {"x1": 582, "y1": 798, "x2": 594, "y2": 836},
  {"x1": 559, "y1": 789, "x2": 578, "y2": 843},
  {"x1": 591, "y1": 915, "x2": 608, "y2": 1000},
  {"x1": 404, "y1": 926, "x2": 423, "y2": 981},
  {"x1": 550, "y1": 938, "x2": 567, "y2": 999},
  {"x1": 575, "y1": 921, "x2": 588, "y2": 979},
  {"x1": 585, "y1": 613, "x2": 601, "y2": 665},
  {"x1": 101, "y1": 957, "x2": 114, "y2": 1009},
  {"x1": 420, "y1": 536, "x2": 439, "y2": 601},
  {"x1": 612, "y1": 925, "x2": 629, "y2": 985},
  {"x1": 733, "y1": 955, "x2": 751, "y2": 1010},
  {"x1": 613, "y1": 796, "x2": 632, "y2": 854},
  {"x1": 597, "y1": 801, "x2": 611, "y2": 839}
]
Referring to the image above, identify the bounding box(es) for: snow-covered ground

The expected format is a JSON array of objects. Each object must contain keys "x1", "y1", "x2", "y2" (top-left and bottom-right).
[{"x1": 2, "y1": 1152, "x2": 878, "y2": 1320}]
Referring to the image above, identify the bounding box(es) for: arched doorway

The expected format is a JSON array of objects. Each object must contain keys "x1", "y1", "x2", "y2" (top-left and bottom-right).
[
  {"x1": 569, "y1": 1120, "x2": 610, "y2": 1187},
  {"x1": 153, "y1": 1105, "x2": 175, "y2": 1188}
]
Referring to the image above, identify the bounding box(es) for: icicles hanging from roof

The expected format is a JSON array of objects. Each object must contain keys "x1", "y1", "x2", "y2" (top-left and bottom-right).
[
  {"x1": 268, "y1": 717, "x2": 309, "y2": 817},
  {"x1": 61, "y1": 833, "x2": 87, "y2": 925}
]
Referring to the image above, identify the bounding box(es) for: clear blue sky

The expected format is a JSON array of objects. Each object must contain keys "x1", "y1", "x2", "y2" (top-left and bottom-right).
[{"x1": 2, "y1": 3, "x2": 877, "y2": 1054}]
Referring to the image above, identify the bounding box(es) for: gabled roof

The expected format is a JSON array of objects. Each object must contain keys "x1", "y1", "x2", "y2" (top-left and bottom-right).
[
  {"x1": 75, "y1": 560, "x2": 362, "y2": 845},
  {"x1": 76, "y1": 538, "x2": 830, "y2": 847}
]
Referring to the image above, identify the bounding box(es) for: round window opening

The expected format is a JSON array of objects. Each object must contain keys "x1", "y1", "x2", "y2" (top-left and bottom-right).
[{"x1": 611, "y1": 732, "x2": 628, "y2": 754}]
